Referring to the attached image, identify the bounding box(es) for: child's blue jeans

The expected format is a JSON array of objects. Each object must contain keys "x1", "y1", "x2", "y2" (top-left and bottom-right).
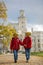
[
  {"x1": 25, "y1": 48, "x2": 31, "y2": 60},
  {"x1": 13, "y1": 50, "x2": 18, "y2": 61}
]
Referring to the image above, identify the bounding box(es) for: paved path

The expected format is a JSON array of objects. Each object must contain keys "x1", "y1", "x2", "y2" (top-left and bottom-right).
[{"x1": 0, "y1": 53, "x2": 43, "y2": 65}]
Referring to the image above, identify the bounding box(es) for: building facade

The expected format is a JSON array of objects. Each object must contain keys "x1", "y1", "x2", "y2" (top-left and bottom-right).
[{"x1": 31, "y1": 29, "x2": 43, "y2": 52}]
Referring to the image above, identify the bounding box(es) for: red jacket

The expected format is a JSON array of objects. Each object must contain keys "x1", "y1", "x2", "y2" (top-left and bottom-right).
[
  {"x1": 23, "y1": 36, "x2": 32, "y2": 49},
  {"x1": 10, "y1": 37, "x2": 22, "y2": 50}
]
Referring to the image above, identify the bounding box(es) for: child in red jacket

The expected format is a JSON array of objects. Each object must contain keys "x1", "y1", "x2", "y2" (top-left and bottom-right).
[
  {"x1": 10, "y1": 33, "x2": 22, "y2": 63},
  {"x1": 23, "y1": 32, "x2": 32, "y2": 63}
]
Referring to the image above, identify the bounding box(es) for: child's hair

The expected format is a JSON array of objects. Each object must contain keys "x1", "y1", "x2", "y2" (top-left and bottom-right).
[
  {"x1": 25, "y1": 32, "x2": 31, "y2": 36},
  {"x1": 13, "y1": 33, "x2": 18, "y2": 37}
]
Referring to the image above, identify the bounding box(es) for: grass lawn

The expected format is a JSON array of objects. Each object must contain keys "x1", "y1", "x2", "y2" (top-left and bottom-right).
[{"x1": 31, "y1": 52, "x2": 43, "y2": 57}]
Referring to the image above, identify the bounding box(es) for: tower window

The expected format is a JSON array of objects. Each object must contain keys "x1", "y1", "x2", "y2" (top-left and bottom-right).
[
  {"x1": 22, "y1": 21, "x2": 24, "y2": 24},
  {"x1": 38, "y1": 39, "x2": 40, "y2": 42},
  {"x1": 22, "y1": 26, "x2": 23, "y2": 28},
  {"x1": 38, "y1": 43, "x2": 40, "y2": 48}
]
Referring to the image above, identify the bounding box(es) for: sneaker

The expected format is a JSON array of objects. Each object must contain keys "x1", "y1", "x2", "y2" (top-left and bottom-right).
[
  {"x1": 15, "y1": 60, "x2": 17, "y2": 63},
  {"x1": 26, "y1": 60, "x2": 28, "y2": 63}
]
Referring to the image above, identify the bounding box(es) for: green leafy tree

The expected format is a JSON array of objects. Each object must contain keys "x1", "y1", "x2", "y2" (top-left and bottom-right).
[{"x1": 0, "y1": 25, "x2": 16, "y2": 52}]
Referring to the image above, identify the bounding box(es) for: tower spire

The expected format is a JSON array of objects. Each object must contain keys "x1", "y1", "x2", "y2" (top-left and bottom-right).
[{"x1": 20, "y1": 10, "x2": 25, "y2": 16}]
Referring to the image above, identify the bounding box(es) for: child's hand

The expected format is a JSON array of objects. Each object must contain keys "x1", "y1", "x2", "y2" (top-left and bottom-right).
[
  {"x1": 24, "y1": 44, "x2": 27, "y2": 47},
  {"x1": 10, "y1": 50, "x2": 13, "y2": 53}
]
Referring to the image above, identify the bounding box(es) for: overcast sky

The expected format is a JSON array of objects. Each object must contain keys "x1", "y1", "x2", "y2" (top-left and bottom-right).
[
  {"x1": 0, "y1": 0, "x2": 43, "y2": 31},
  {"x1": 0, "y1": 0, "x2": 42, "y2": 24}
]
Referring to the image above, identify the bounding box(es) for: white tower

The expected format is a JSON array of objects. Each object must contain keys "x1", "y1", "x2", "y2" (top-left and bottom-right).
[{"x1": 18, "y1": 10, "x2": 27, "y2": 39}]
